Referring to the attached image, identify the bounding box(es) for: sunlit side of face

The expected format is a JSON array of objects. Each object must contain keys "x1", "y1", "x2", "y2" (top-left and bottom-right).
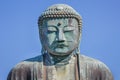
[{"x1": 41, "y1": 18, "x2": 80, "y2": 56}]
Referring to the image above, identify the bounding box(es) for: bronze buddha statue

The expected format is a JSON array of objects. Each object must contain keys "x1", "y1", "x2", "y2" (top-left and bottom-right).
[{"x1": 7, "y1": 4, "x2": 113, "y2": 80}]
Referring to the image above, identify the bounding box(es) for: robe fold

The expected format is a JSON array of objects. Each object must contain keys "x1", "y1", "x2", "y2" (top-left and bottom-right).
[{"x1": 7, "y1": 54, "x2": 113, "y2": 80}]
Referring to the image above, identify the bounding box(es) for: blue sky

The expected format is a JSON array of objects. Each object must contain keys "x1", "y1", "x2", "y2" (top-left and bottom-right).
[{"x1": 0, "y1": 0, "x2": 120, "y2": 80}]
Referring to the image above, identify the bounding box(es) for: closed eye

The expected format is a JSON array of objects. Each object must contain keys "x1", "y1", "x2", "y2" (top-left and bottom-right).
[
  {"x1": 47, "y1": 30, "x2": 57, "y2": 33},
  {"x1": 64, "y1": 29, "x2": 74, "y2": 33},
  {"x1": 63, "y1": 26, "x2": 75, "y2": 32},
  {"x1": 47, "y1": 26, "x2": 57, "y2": 33}
]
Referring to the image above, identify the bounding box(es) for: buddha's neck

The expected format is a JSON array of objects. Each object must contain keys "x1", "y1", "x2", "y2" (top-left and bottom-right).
[
  {"x1": 43, "y1": 48, "x2": 80, "y2": 66},
  {"x1": 50, "y1": 54, "x2": 72, "y2": 66}
]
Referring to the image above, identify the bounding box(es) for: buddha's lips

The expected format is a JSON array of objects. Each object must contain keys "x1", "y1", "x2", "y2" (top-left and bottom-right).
[{"x1": 56, "y1": 44, "x2": 68, "y2": 48}]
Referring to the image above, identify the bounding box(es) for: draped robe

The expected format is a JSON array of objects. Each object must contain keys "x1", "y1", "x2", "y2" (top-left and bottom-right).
[{"x1": 7, "y1": 54, "x2": 113, "y2": 80}]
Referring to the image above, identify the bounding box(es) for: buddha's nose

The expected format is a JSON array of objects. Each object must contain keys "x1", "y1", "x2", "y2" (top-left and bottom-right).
[{"x1": 57, "y1": 30, "x2": 66, "y2": 42}]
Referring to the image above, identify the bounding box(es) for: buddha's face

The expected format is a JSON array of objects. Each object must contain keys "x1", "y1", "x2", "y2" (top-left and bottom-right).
[{"x1": 40, "y1": 18, "x2": 80, "y2": 56}]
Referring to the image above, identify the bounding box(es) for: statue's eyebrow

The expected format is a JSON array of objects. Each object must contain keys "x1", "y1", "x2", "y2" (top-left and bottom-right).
[
  {"x1": 47, "y1": 25, "x2": 57, "y2": 27},
  {"x1": 64, "y1": 25, "x2": 74, "y2": 27}
]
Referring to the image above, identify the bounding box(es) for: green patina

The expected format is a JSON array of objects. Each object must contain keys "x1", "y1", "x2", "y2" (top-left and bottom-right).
[{"x1": 41, "y1": 18, "x2": 79, "y2": 55}]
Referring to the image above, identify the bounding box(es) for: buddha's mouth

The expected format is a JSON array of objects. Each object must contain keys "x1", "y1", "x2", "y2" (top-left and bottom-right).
[{"x1": 56, "y1": 44, "x2": 68, "y2": 48}]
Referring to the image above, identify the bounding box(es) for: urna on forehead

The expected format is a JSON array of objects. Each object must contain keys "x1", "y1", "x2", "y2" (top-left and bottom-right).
[{"x1": 38, "y1": 4, "x2": 82, "y2": 31}]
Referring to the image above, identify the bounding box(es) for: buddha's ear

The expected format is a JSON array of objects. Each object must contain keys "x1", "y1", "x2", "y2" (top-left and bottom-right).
[
  {"x1": 38, "y1": 25, "x2": 44, "y2": 46},
  {"x1": 77, "y1": 30, "x2": 82, "y2": 47}
]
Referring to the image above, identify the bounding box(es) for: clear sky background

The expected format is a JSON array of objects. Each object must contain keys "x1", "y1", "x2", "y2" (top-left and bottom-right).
[{"x1": 0, "y1": 0, "x2": 120, "y2": 80}]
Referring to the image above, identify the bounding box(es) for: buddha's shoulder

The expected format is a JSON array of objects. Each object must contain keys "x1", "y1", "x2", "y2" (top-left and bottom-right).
[
  {"x1": 80, "y1": 54, "x2": 101, "y2": 62},
  {"x1": 80, "y1": 54, "x2": 110, "y2": 69},
  {"x1": 13, "y1": 55, "x2": 43, "y2": 69},
  {"x1": 80, "y1": 54, "x2": 113, "y2": 79}
]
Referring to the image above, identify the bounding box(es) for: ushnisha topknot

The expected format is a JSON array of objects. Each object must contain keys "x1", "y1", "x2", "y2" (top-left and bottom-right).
[{"x1": 38, "y1": 4, "x2": 82, "y2": 31}]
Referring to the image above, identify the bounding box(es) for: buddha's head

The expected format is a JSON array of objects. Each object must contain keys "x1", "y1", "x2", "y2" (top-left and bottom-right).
[{"x1": 38, "y1": 4, "x2": 82, "y2": 56}]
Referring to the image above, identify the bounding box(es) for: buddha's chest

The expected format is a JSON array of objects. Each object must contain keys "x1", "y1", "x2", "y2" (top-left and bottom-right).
[
  {"x1": 32, "y1": 59, "x2": 101, "y2": 80},
  {"x1": 44, "y1": 63, "x2": 76, "y2": 80}
]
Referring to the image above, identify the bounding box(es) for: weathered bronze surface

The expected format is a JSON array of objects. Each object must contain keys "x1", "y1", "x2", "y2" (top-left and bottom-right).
[{"x1": 7, "y1": 4, "x2": 113, "y2": 80}]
